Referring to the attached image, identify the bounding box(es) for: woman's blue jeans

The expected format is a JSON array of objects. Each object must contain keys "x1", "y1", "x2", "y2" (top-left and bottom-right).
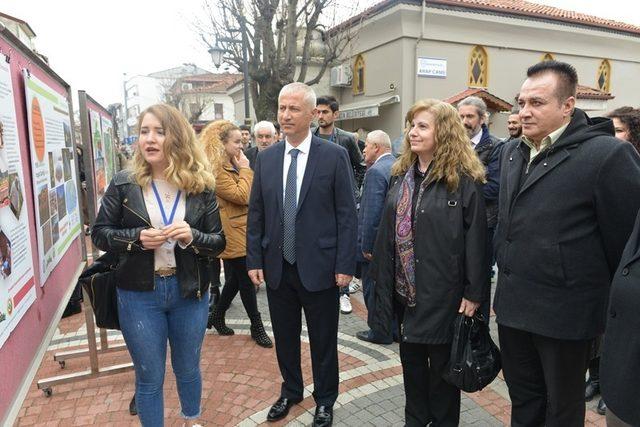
[{"x1": 117, "y1": 275, "x2": 209, "y2": 426}]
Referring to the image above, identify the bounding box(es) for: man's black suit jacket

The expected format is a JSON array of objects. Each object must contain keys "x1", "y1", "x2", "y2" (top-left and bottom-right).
[{"x1": 246, "y1": 136, "x2": 357, "y2": 291}]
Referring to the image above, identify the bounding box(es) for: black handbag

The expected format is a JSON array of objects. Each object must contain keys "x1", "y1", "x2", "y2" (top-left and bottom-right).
[
  {"x1": 442, "y1": 313, "x2": 501, "y2": 392},
  {"x1": 79, "y1": 252, "x2": 120, "y2": 330}
]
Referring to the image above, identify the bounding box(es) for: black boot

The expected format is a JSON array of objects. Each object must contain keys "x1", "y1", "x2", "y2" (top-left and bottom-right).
[
  {"x1": 129, "y1": 395, "x2": 137, "y2": 416},
  {"x1": 597, "y1": 398, "x2": 607, "y2": 415},
  {"x1": 207, "y1": 307, "x2": 234, "y2": 335},
  {"x1": 209, "y1": 285, "x2": 220, "y2": 313},
  {"x1": 250, "y1": 314, "x2": 273, "y2": 348},
  {"x1": 585, "y1": 376, "x2": 600, "y2": 401}
]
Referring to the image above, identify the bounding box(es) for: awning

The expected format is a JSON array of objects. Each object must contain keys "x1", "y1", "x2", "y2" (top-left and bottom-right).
[{"x1": 337, "y1": 95, "x2": 400, "y2": 121}]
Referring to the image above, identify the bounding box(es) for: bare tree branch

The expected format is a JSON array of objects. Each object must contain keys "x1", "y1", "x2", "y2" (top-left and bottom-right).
[{"x1": 197, "y1": 0, "x2": 363, "y2": 121}]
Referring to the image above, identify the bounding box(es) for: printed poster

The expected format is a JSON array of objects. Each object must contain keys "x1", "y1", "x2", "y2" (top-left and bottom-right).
[
  {"x1": 24, "y1": 71, "x2": 81, "y2": 284},
  {"x1": 101, "y1": 115, "x2": 116, "y2": 182},
  {"x1": 89, "y1": 111, "x2": 116, "y2": 209},
  {"x1": 89, "y1": 110, "x2": 106, "y2": 207},
  {"x1": 0, "y1": 59, "x2": 36, "y2": 348}
]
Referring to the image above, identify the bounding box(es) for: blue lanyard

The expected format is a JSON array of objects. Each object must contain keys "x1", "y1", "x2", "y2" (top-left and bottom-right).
[{"x1": 151, "y1": 182, "x2": 181, "y2": 226}]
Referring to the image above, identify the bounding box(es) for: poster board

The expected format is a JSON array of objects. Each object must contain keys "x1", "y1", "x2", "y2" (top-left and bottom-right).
[
  {"x1": 0, "y1": 57, "x2": 36, "y2": 349},
  {"x1": 79, "y1": 91, "x2": 117, "y2": 217},
  {"x1": 24, "y1": 72, "x2": 82, "y2": 284},
  {"x1": 0, "y1": 27, "x2": 85, "y2": 424}
]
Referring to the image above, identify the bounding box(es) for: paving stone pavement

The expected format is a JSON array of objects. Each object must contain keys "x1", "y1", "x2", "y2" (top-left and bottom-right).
[{"x1": 15, "y1": 275, "x2": 606, "y2": 426}]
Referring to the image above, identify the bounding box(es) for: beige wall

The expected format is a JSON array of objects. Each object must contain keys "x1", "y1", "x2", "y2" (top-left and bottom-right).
[{"x1": 323, "y1": 3, "x2": 640, "y2": 138}]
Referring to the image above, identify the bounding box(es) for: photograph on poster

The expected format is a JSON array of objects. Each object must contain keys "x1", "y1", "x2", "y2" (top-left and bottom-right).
[
  {"x1": 54, "y1": 151, "x2": 63, "y2": 186},
  {"x1": 8, "y1": 174, "x2": 23, "y2": 220},
  {"x1": 62, "y1": 148, "x2": 71, "y2": 181},
  {"x1": 24, "y1": 71, "x2": 81, "y2": 284},
  {"x1": 42, "y1": 221, "x2": 52, "y2": 253},
  {"x1": 48, "y1": 188, "x2": 57, "y2": 219},
  {"x1": 37, "y1": 185, "x2": 50, "y2": 221},
  {"x1": 0, "y1": 230, "x2": 11, "y2": 278},
  {"x1": 55, "y1": 185, "x2": 66, "y2": 220},
  {"x1": 51, "y1": 214, "x2": 59, "y2": 244},
  {"x1": 0, "y1": 176, "x2": 7, "y2": 209},
  {"x1": 65, "y1": 180, "x2": 77, "y2": 214}
]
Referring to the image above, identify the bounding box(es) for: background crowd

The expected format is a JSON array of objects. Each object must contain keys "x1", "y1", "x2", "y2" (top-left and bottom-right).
[{"x1": 92, "y1": 60, "x2": 640, "y2": 427}]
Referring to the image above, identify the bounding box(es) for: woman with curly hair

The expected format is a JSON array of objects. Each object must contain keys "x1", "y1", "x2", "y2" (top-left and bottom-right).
[
  {"x1": 200, "y1": 120, "x2": 272, "y2": 348},
  {"x1": 370, "y1": 99, "x2": 488, "y2": 426},
  {"x1": 92, "y1": 104, "x2": 225, "y2": 426},
  {"x1": 607, "y1": 106, "x2": 640, "y2": 152}
]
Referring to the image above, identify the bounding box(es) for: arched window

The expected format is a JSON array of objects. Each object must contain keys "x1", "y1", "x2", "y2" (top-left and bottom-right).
[
  {"x1": 353, "y1": 54, "x2": 365, "y2": 95},
  {"x1": 468, "y1": 46, "x2": 488, "y2": 87},
  {"x1": 541, "y1": 53, "x2": 555, "y2": 62},
  {"x1": 597, "y1": 59, "x2": 611, "y2": 92}
]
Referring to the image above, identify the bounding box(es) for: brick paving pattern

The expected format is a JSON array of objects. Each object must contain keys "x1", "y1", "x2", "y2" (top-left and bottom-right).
[{"x1": 15, "y1": 279, "x2": 606, "y2": 426}]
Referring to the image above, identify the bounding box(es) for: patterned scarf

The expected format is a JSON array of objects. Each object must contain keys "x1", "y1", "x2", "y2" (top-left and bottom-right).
[{"x1": 394, "y1": 162, "x2": 428, "y2": 307}]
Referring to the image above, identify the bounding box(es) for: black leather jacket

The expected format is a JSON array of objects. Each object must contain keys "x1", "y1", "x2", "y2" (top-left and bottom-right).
[{"x1": 92, "y1": 171, "x2": 225, "y2": 299}]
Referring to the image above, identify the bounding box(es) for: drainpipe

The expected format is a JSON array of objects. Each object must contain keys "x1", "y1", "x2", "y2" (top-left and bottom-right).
[{"x1": 413, "y1": 0, "x2": 427, "y2": 103}]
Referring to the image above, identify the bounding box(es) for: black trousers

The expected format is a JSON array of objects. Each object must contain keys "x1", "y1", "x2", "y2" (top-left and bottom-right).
[
  {"x1": 479, "y1": 226, "x2": 495, "y2": 321},
  {"x1": 498, "y1": 324, "x2": 593, "y2": 427},
  {"x1": 266, "y1": 261, "x2": 340, "y2": 406},
  {"x1": 400, "y1": 341, "x2": 460, "y2": 427},
  {"x1": 216, "y1": 257, "x2": 259, "y2": 320}
]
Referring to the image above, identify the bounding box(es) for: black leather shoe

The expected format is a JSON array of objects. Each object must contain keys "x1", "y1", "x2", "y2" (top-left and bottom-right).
[
  {"x1": 356, "y1": 330, "x2": 392, "y2": 345},
  {"x1": 585, "y1": 377, "x2": 600, "y2": 401},
  {"x1": 129, "y1": 395, "x2": 137, "y2": 416},
  {"x1": 597, "y1": 398, "x2": 607, "y2": 415},
  {"x1": 313, "y1": 405, "x2": 333, "y2": 427},
  {"x1": 266, "y1": 397, "x2": 301, "y2": 422}
]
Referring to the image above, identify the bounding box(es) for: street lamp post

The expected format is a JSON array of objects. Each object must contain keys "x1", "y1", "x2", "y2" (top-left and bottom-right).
[
  {"x1": 122, "y1": 73, "x2": 129, "y2": 139},
  {"x1": 209, "y1": 34, "x2": 251, "y2": 126}
]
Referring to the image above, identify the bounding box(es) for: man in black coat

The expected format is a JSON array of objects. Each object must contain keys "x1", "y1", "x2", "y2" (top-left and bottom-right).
[
  {"x1": 313, "y1": 95, "x2": 366, "y2": 315},
  {"x1": 494, "y1": 60, "x2": 640, "y2": 427},
  {"x1": 247, "y1": 82, "x2": 357, "y2": 426},
  {"x1": 458, "y1": 96, "x2": 503, "y2": 319}
]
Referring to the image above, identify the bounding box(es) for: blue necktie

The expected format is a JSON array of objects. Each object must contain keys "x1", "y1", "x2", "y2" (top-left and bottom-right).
[{"x1": 283, "y1": 149, "x2": 300, "y2": 264}]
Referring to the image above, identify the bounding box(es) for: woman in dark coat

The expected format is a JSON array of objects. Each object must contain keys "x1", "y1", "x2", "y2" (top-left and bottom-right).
[
  {"x1": 370, "y1": 99, "x2": 488, "y2": 427},
  {"x1": 599, "y1": 108, "x2": 640, "y2": 427},
  {"x1": 600, "y1": 209, "x2": 640, "y2": 427}
]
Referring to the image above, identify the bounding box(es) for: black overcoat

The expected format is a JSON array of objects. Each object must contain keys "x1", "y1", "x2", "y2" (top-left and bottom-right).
[
  {"x1": 370, "y1": 171, "x2": 488, "y2": 344},
  {"x1": 600, "y1": 210, "x2": 640, "y2": 426},
  {"x1": 493, "y1": 109, "x2": 640, "y2": 340}
]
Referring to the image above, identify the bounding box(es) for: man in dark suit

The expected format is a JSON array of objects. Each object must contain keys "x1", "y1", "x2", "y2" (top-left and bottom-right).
[
  {"x1": 494, "y1": 61, "x2": 640, "y2": 427},
  {"x1": 458, "y1": 96, "x2": 503, "y2": 319},
  {"x1": 353, "y1": 130, "x2": 396, "y2": 345},
  {"x1": 247, "y1": 82, "x2": 357, "y2": 427}
]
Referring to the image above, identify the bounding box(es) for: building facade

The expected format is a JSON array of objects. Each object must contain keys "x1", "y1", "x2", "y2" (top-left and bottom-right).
[
  {"x1": 122, "y1": 64, "x2": 212, "y2": 137},
  {"x1": 320, "y1": 0, "x2": 640, "y2": 139}
]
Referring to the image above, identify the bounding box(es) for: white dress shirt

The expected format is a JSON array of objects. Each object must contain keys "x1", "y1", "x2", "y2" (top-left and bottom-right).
[
  {"x1": 470, "y1": 128, "x2": 483, "y2": 147},
  {"x1": 283, "y1": 131, "x2": 312, "y2": 204}
]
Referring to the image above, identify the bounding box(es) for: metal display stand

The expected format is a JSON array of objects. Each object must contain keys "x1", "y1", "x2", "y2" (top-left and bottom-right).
[
  {"x1": 35, "y1": 91, "x2": 133, "y2": 397},
  {"x1": 36, "y1": 291, "x2": 133, "y2": 396}
]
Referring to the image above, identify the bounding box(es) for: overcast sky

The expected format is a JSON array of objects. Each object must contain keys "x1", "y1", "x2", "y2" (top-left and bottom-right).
[{"x1": 2, "y1": 0, "x2": 639, "y2": 107}]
